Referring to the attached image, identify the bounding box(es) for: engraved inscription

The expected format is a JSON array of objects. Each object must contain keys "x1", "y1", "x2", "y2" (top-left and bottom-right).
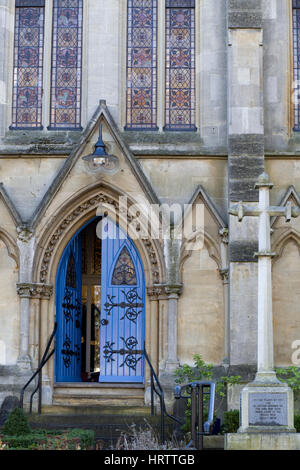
[{"x1": 249, "y1": 393, "x2": 287, "y2": 426}]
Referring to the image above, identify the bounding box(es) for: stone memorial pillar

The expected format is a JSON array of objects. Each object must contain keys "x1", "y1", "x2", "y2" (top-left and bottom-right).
[{"x1": 226, "y1": 173, "x2": 300, "y2": 450}]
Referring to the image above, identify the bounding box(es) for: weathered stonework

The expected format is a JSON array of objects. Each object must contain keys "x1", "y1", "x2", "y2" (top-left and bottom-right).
[
  {"x1": 0, "y1": 2, "x2": 299, "y2": 438},
  {"x1": 228, "y1": 0, "x2": 262, "y2": 28},
  {"x1": 16, "y1": 283, "x2": 53, "y2": 300},
  {"x1": 230, "y1": 241, "x2": 259, "y2": 263}
]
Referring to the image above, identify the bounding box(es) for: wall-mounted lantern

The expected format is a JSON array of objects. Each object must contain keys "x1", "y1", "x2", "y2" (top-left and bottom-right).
[{"x1": 82, "y1": 123, "x2": 119, "y2": 175}]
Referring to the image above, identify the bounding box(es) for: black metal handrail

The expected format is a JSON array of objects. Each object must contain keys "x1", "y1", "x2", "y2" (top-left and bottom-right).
[
  {"x1": 20, "y1": 322, "x2": 57, "y2": 413},
  {"x1": 143, "y1": 346, "x2": 181, "y2": 444}
]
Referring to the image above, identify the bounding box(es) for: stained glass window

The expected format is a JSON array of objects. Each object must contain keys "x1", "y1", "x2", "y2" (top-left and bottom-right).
[
  {"x1": 293, "y1": 0, "x2": 300, "y2": 130},
  {"x1": 125, "y1": 0, "x2": 158, "y2": 130},
  {"x1": 10, "y1": 1, "x2": 45, "y2": 129},
  {"x1": 112, "y1": 247, "x2": 137, "y2": 286},
  {"x1": 165, "y1": 0, "x2": 196, "y2": 131},
  {"x1": 49, "y1": 0, "x2": 83, "y2": 129}
]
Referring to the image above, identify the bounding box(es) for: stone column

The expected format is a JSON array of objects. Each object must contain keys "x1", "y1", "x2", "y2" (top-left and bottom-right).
[
  {"x1": 146, "y1": 286, "x2": 164, "y2": 372},
  {"x1": 255, "y1": 178, "x2": 275, "y2": 381},
  {"x1": 156, "y1": 284, "x2": 182, "y2": 413},
  {"x1": 16, "y1": 228, "x2": 35, "y2": 370},
  {"x1": 17, "y1": 282, "x2": 53, "y2": 369},
  {"x1": 16, "y1": 285, "x2": 32, "y2": 370},
  {"x1": 228, "y1": 0, "x2": 264, "y2": 367},
  {"x1": 16, "y1": 283, "x2": 53, "y2": 405},
  {"x1": 145, "y1": 286, "x2": 164, "y2": 407},
  {"x1": 38, "y1": 285, "x2": 53, "y2": 406},
  {"x1": 219, "y1": 227, "x2": 229, "y2": 364},
  {"x1": 164, "y1": 285, "x2": 182, "y2": 372}
]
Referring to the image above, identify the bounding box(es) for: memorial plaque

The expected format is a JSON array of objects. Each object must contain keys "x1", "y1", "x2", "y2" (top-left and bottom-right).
[{"x1": 249, "y1": 393, "x2": 287, "y2": 426}]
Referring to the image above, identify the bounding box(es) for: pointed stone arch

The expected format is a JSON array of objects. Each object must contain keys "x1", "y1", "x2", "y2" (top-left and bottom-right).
[
  {"x1": 273, "y1": 228, "x2": 300, "y2": 263},
  {"x1": 29, "y1": 100, "x2": 160, "y2": 232},
  {"x1": 33, "y1": 183, "x2": 165, "y2": 287},
  {"x1": 179, "y1": 185, "x2": 226, "y2": 278},
  {"x1": 0, "y1": 229, "x2": 19, "y2": 268},
  {"x1": 180, "y1": 230, "x2": 222, "y2": 276}
]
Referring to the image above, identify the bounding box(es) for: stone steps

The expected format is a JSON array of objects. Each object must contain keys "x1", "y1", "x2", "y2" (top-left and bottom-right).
[
  {"x1": 27, "y1": 407, "x2": 177, "y2": 446},
  {"x1": 52, "y1": 384, "x2": 145, "y2": 407},
  {"x1": 41, "y1": 404, "x2": 151, "y2": 416}
]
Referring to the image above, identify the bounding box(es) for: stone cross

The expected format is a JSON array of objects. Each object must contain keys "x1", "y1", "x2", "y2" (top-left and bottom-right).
[{"x1": 229, "y1": 172, "x2": 300, "y2": 382}]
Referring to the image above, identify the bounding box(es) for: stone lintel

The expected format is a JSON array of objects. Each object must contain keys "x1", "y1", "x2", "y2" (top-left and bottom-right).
[{"x1": 230, "y1": 241, "x2": 258, "y2": 262}]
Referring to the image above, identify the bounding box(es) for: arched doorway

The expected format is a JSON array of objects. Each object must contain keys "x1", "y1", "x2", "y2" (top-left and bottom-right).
[{"x1": 55, "y1": 217, "x2": 145, "y2": 384}]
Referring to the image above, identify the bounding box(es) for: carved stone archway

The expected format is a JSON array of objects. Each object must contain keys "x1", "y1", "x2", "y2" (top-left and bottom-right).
[
  {"x1": 30, "y1": 184, "x2": 166, "y2": 401},
  {"x1": 33, "y1": 185, "x2": 165, "y2": 288}
]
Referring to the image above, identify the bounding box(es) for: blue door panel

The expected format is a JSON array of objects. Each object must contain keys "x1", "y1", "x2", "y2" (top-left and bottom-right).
[
  {"x1": 99, "y1": 220, "x2": 145, "y2": 383},
  {"x1": 55, "y1": 234, "x2": 82, "y2": 382},
  {"x1": 55, "y1": 218, "x2": 145, "y2": 384}
]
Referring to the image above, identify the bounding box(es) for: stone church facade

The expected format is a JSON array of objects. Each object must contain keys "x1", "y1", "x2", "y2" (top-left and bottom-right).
[{"x1": 0, "y1": 0, "x2": 300, "y2": 411}]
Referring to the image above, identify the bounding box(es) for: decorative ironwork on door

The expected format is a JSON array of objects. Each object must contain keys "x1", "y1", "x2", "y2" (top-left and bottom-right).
[
  {"x1": 55, "y1": 218, "x2": 145, "y2": 384},
  {"x1": 55, "y1": 235, "x2": 82, "y2": 382},
  {"x1": 99, "y1": 223, "x2": 145, "y2": 383}
]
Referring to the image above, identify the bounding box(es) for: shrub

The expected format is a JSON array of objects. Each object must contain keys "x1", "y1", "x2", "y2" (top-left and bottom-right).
[
  {"x1": 0, "y1": 429, "x2": 95, "y2": 450},
  {"x1": 2, "y1": 408, "x2": 31, "y2": 436},
  {"x1": 295, "y1": 414, "x2": 300, "y2": 432},
  {"x1": 66, "y1": 429, "x2": 95, "y2": 450},
  {"x1": 174, "y1": 355, "x2": 241, "y2": 433},
  {"x1": 275, "y1": 367, "x2": 300, "y2": 393},
  {"x1": 221, "y1": 410, "x2": 240, "y2": 434},
  {"x1": 1, "y1": 433, "x2": 43, "y2": 450}
]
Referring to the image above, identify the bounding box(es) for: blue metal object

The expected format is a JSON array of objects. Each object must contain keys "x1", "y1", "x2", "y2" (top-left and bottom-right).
[
  {"x1": 82, "y1": 124, "x2": 119, "y2": 174},
  {"x1": 99, "y1": 218, "x2": 145, "y2": 383},
  {"x1": 55, "y1": 233, "x2": 82, "y2": 382},
  {"x1": 85, "y1": 123, "x2": 108, "y2": 159},
  {"x1": 174, "y1": 380, "x2": 216, "y2": 450}
]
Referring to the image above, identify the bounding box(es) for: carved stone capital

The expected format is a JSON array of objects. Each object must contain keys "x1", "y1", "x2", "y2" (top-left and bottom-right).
[
  {"x1": 17, "y1": 225, "x2": 34, "y2": 243},
  {"x1": 219, "y1": 227, "x2": 229, "y2": 244},
  {"x1": 17, "y1": 283, "x2": 53, "y2": 299},
  {"x1": 164, "y1": 284, "x2": 183, "y2": 298},
  {"x1": 146, "y1": 285, "x2": 167, "y2": 299},
  {"x1": 219, "y1": 268, "x2": 229, "y2": 283}
]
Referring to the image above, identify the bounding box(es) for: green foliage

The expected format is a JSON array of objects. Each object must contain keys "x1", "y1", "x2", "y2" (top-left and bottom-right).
[
  {"x1": 275, "y1": 367, "x2": 300, "y2": 392},
  {"x1": 174, "y1": 354, "x2": 241, "y2": 399},
  {"x1": 174, "y1": 355, "x2": 213, "y2": 384},
  {"x1": 221, "y1": 410, "x2": 240, "y2": 434},
  {"x1": 174, "y1": 355, "x2": 241, "y2": 434},
  {"x1": 2, "y1": 408, "x2": 31, "y2": 437},
  {"x1": 0, "y1": 429, "x2": 95, "y2": 450},
  {"x1": 66, "y1": 429, "x2": 95, "y2": 449},
  {"x1": 295, "y1": 414, "x2": 300, "y2": 432},
  {"x1": 1, "y1": 433, "x2": 41, "y2": 450}
]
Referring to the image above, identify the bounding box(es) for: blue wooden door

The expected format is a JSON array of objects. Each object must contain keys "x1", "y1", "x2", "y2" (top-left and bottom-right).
[
  {"x1": 55, "y1": 234, "x2": 82, "y2": 382},
  {"x1": 99, "y1": 219, "x2": 145, "y2": 383}
]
